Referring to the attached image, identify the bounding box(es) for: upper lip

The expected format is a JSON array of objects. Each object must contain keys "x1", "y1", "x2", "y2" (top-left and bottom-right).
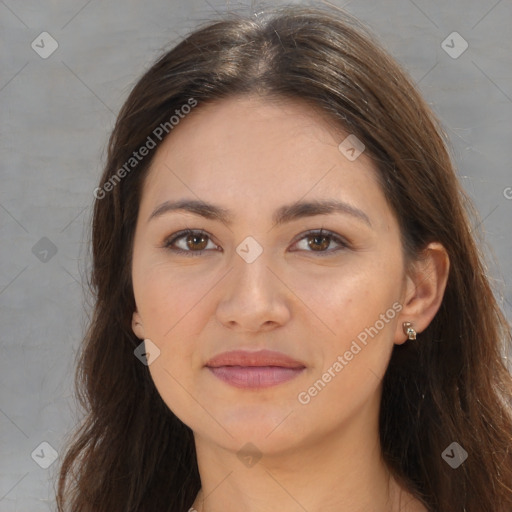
[{"x1": 205, "y1": 349, "x2": 305, "y2": 368}]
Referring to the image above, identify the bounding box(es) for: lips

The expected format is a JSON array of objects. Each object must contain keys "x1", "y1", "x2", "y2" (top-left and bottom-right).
[
  {"x1": 205, "y1": 349, "x2": 305, "y2": 369},
  {"x1": 205, "y1": 350, "x2": 306, "y2": 389}
]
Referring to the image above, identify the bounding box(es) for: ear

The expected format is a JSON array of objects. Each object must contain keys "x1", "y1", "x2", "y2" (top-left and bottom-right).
[
  {"x1": 394, "y1": 242, "x2": 450, "y2": 345},
  {"x1": 132, "y1": 309, "x2": 146, "y2": 340}
]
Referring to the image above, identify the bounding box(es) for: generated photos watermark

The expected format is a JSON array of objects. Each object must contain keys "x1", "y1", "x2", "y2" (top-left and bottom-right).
[
  {"x1": 297, "y1": 301, "x2": 403, "y2": 405},
  {"x1": 134, "y1": 339, "x2": 161, "y2": 366},
  {"x1": 93, "y1": 98, "x2": 198, "y2": 199},
  {"x1": 441, "y1": 441, "x2": 468, "y2": 469}
]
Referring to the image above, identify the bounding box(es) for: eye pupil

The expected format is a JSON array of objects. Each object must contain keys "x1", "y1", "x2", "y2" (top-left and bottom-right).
[
  {"x1": 308, "y1": 235, "x2": 330, "y2": 251},
  {"x1": 187, "y1": 233, "x2": 208, "y2": 250}
]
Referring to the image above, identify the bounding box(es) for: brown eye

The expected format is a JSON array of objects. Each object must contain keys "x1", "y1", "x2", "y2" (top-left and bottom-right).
[
  {"x1": 163, "y1": 228, "x2": 349, "y2": 258},
  {"x1": 185, "y1": 232, "x2": 208, "y2": 251},
  {"x1": 307, "y1": 234, "x2": 331, "y2": 251},
  {"x1": 163, "y1": 229, "x2": 217, "y2": 256},
  {"x1": 292, "y1": 229, "x2": 349, "y2": 256}
]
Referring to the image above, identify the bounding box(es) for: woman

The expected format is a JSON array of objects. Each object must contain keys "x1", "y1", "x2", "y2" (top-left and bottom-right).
[{"x1": 57, "y1": 4, "x2": 512, "y2": 511}]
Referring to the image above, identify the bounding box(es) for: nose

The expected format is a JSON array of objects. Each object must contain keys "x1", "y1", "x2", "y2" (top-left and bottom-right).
[{"x1": 215, "y1": 253, "x2": 292, "y2": 333}]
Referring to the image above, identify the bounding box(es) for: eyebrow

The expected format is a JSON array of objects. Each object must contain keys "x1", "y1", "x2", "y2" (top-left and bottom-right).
[{"x1": 147, "y1": 198, "x2": 372, "y2": 228}]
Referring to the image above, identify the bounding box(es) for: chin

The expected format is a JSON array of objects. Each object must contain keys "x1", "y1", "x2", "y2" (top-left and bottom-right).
[{"x1": 201, "y1": 402, "x2": 305, "y2": 449}]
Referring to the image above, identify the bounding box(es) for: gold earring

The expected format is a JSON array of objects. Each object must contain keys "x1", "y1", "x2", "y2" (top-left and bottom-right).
[{"x1": 402, "y1": 321, "x2": 417, "y2": 340}]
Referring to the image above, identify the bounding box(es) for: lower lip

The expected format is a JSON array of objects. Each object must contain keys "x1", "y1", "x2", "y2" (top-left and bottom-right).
[{"x1": 207, "y1": 366, "x2": 305, "y2": 389}]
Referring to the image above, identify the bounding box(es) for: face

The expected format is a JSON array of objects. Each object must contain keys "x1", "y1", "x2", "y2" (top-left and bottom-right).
[{"x1": 131, "y1": 94, "x2": 409, "y2": 456}]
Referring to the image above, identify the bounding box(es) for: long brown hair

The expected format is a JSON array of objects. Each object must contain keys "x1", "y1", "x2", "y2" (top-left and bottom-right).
[{"x1": 57, "y1": 4, "x2": 512, "y2": 511}]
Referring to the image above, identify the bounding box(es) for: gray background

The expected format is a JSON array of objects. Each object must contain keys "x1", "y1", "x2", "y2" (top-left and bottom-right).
[{"x1": 1, "y1": 0, "x2": 511, "y2": 509}]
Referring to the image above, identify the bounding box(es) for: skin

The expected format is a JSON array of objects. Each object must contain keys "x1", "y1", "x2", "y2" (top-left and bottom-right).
[{"x1": 131, "y1": 94, "x2": 449, "y2": 512}]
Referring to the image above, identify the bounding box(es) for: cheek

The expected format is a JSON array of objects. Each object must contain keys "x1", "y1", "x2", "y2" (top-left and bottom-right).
[
  {"x1": 133, "y1": 265, "x2": 214, "y2": 403},
  {"x1": 137, "y1": 269, "x2": 205, "y2": 420},
  {"x1": 288, "y1": 258, "x2": 402, "y2": 405},
  {"x1": 287, "y1": 257, "x2": 400, "y2": 345},
  {"x1": 290, "y1": 270, "x2": 399, "y2": 425},
  {"x1": 134, "y1": 261, "x2": 212, "y2": 340}
]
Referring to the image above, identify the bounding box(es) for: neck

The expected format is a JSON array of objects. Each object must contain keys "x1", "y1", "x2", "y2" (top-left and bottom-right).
[{"x1": 189, "y1": 396, "x2": 425, "y2": 512}]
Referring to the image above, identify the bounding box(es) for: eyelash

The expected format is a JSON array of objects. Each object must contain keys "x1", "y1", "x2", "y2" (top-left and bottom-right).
[{"x1": 162, "y1": 228, "x2": 350, "y2": 257}]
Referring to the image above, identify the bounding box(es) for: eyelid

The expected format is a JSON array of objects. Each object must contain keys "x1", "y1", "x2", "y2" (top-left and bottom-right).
[
  {"x1": 162, "y1": 228, "x2": 351, "y2": 256},
  {"x1": 289, "y1": 228, "x2": 351, "y2": 254},
  {"x1": 162, "y1": 229, "x2": 217, "y2": 254}
]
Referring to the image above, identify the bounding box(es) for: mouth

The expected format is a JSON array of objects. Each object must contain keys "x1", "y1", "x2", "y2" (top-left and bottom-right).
[{"x1": 205, "y1": 349, "x2": 306, "y2": 389}]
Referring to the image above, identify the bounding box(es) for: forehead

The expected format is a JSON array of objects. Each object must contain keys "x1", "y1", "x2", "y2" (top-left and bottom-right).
[{"x1": 139, "y1": 95, "x2": 391, "y2": 229}]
